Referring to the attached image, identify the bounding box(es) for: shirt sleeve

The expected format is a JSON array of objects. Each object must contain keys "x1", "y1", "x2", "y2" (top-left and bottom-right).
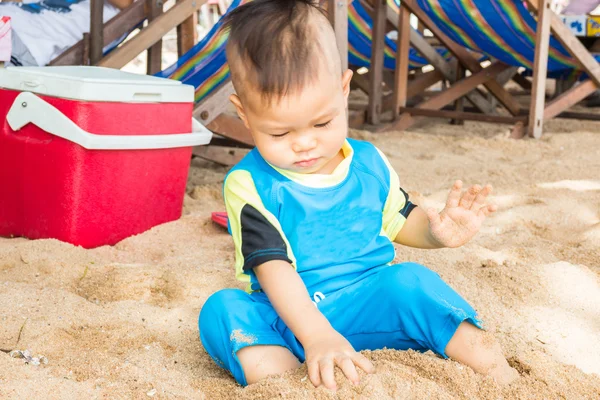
[
  {"x1": 224, "y1": 170, "x2": 295, "y2": 286},
  {"x1": 376, "y1": 149, "x2": 417, "y2": 241}
]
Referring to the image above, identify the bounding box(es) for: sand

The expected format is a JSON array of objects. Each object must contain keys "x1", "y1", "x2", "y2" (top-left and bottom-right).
[{"x1": 1, "y1": 115, "x2": 600, "y2": 399}]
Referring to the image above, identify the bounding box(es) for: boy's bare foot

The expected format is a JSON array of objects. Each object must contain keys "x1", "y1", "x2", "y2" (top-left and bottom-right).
[
  {"x1": 491, "y1": 362, "x2": 520, "y2": 386},
  {"x1": 445, "y1": 321, "x2": 519, "y2": 386}
]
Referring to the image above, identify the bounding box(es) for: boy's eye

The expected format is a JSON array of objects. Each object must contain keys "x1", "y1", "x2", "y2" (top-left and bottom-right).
[
  {"x1": 270, "y1": 132, "x2": 289, "y2": 138},
  {"x1": 315, "y1": 120, "x2": 332, "y2": 128}
]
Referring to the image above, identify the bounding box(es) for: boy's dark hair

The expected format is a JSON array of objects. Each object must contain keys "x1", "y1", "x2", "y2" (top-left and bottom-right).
[{"x1": 223, "y1": 0, "x2": 338, "y2": 104}]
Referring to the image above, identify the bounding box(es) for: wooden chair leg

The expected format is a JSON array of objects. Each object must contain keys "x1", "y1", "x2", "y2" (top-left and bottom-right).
[
  {"x1": 327, "y1": 0, "x2": 349, "y2": 71},
  {"x1": 146, "y1": 0, "x2": 163, "y2": 75},
  {"x1": 83, "y1": 32, "x2": 91, "y2": 65},
  {"x1": 367, "y1": 0, "x2": 387, "y2": 125},
  {"x1": 90, "y1": 0, "x2": 104, "y2": 65},
  {"x1": 510, "y1": 121, "x2": 526, "y2": 139},
  {"x1": 451, "y1": 63, "x2": 466, "y2": 125},
  {"x1": 392, "y1": 1, "x2": 411, "y2": 119},
  {"x1": 528, "y1": 0, "x2": 552, "y2": 138},
  {"x1": 177, "y1": 0, "x2": 197, "y2": 57}
]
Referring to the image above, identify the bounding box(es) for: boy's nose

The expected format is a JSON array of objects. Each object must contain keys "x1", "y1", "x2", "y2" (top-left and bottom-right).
[{"x1": 292, "y1": 135, "x2": 317, "y2": 153}]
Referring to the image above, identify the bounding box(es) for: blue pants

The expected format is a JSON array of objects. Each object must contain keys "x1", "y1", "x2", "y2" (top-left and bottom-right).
[{"x1": 199, "y1": 262, "x2": 481, "y2": 386}]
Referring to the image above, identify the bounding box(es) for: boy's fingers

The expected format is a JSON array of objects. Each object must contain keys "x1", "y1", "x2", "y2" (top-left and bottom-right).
[
  {"x1": 307, "y1": 360, "x2": 321, "y2": 388},
  {"x1": 470, "y1": 184, "x2": 492, "y2": 211},
  {"x1": 352, "y1": 352, "x2": 375, "y2": 374},
  {"x1": 445, "y1": 180, "x2": 463, "y2": 209},
  {"x1": 458, "y1": 184, "x2": 481, "y2": 209},
  {"x1": 336, "y1": 356, "x2": 359, "y2": 385},
  {"x1": 319, "y1": 359, "x2": 337, "y2": 391}
]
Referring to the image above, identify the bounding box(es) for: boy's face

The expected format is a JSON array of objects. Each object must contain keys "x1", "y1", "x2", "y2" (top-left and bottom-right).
[{"x1": 231, "y1": 69, "x2": 353, "y2": 174}]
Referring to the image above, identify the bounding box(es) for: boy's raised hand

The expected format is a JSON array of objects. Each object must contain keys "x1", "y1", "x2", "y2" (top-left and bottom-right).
[
  {"x1": 304, "y1": 329, "x2": 374, "y2": 391},
  {"x1": 425, "y1": 180, "x2": 497, "y2": 248}
]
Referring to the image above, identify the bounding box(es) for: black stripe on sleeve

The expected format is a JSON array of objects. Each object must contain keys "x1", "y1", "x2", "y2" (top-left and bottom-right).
[
  {"x1": 240, "y1": 204, "x2": 292, "y2": 271},
  {"x1": 399, "y1": 187, "x2": 417, "y2": 218}
]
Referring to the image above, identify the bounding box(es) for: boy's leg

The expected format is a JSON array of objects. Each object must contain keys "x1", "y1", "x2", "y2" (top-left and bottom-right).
[
  {"x1": 237, "y1": 345, "x2": 301, "y2": 384},
  {"x1": 445, "y1": 321, "x2": 518, "y2": 385},
  {"x1": 318, "y1": 263, "x2": 517, "y2": 385},
  {"x1": 199, "y1": 289, "x2": 301, "y2": 385}
]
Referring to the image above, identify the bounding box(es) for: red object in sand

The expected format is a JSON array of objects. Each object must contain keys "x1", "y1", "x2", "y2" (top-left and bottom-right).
[
  {"x1": 211, "y1": 212, "x2": 229, "y2": 229},
  {"x1": 0, "y1": 17, "x2": 11, "y2": 63},
  {"x1": 0, "y1": 66, "x2": 212, "y2": 248}
]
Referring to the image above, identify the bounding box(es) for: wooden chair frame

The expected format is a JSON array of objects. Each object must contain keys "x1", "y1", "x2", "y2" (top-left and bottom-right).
[
  {"x1": 364, "y1": 0, "x2": 524, "y2": 131},
  {"x1": 51, "y1": 0, "x2": 202, "y2": 75},
  {"x1": 356, "y1": 0, "x2": 505, "y2": 126},
  {"x1": 49, "y1": 0, "x2": 148, "y2": 68},
  {"x1": 96, "y1": 0, "x2": 205, "y2": 70}
]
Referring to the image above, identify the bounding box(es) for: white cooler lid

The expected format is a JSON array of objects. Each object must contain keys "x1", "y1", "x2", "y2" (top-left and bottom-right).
[{"x1": 0, "y1": 66, "x2": 194, "y2": 103}]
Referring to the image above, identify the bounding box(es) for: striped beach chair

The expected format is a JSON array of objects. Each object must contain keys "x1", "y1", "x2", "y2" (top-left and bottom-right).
[
  {"x1": 390, "y1": 0, "x2": 600, "y2": 138},
  {"x1": 350, "y1": 0, "x2": 504, "y2": 125}
]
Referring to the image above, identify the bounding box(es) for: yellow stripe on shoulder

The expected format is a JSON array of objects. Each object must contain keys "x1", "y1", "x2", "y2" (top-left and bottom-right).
[
  {"x1": 376, "y1": 148, "x2": 407, "y2": 241},
  {"x1": 224, "y1": 170, "x2": 297, "y2": 293}
]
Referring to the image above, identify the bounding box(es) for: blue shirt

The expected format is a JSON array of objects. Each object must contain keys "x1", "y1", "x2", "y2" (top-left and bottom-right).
[{"x1": 224, "y1": 138, "x2": 415, "y2": 296}]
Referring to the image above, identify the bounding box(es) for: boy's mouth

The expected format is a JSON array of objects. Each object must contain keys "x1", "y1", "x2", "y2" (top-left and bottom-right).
[{"x1": 294, "y1": 157, "x2": 320, "y2": 168}]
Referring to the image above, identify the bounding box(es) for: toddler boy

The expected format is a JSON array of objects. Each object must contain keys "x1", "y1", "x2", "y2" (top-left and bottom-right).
[{"x1": 200, "y1": 0, "x2": 518, "y2": 390}]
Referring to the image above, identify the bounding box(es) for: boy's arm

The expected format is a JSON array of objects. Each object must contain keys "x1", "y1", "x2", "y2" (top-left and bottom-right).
[
  {"x1": 393, "y1": 206, "x2": 444, "y2": 249},
  {"x1": 255, "y1": 260, "x2": 374, "y2": 390}
]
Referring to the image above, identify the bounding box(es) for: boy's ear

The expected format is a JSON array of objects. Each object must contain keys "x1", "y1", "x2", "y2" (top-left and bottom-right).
[
  {"x1": 229, "y1": 94, "x2": 250, "y2": 130},
  {"x1": 342, "y1": 69, "x2": 354, "y2": 100}
]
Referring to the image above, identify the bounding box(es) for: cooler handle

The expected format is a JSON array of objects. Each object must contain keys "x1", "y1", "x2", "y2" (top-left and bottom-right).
[{"x1": 6, "y1": 92, "x2": 213, "y2": 150}]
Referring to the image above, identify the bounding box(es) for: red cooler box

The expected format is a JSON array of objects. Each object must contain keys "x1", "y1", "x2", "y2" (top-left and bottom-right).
[{"x1": 0, "y1": 66, "x2": 212, "y2": 248}]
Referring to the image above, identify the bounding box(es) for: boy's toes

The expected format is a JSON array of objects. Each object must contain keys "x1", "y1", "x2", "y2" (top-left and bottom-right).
[{"x1": 497, "y1": 366, "x2": 520, "y2": 386}]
